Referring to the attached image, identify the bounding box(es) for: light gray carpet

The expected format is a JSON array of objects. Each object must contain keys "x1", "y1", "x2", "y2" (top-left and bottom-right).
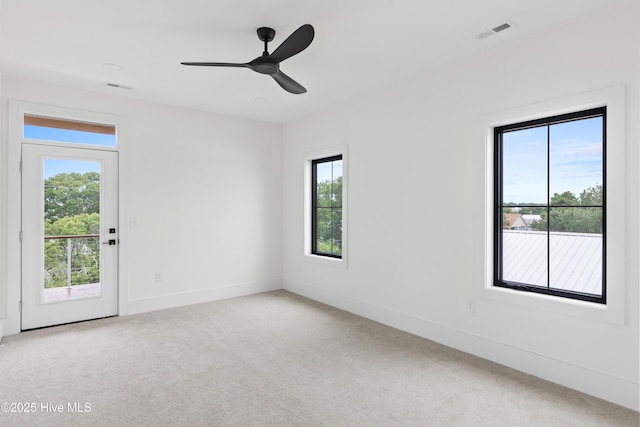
[{"x1": 0, "y1": 290, "x2": 637, "y2": 426}]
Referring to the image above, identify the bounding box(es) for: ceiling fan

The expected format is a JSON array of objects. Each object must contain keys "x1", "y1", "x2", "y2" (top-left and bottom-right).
[{"x1": 181, "y1": 24, "x2": 314, "y2": 94}]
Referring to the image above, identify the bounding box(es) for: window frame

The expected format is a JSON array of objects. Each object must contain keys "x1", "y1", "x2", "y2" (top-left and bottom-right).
[
  {"x1": 478, "y1": 86, "x2": 625, "y2": 325},
  {"x1": 311, "y1": 155, "x2": 343, "y2": 259},
  {"x1": 303, "y1": 145, "x2": 348, "y2": 268},
  {"x1": 494, "y1": 107, "x2": 607, "y2": 304},
  {"x1": 22, "y1": 112, "x2": 119, "y2": 149}
]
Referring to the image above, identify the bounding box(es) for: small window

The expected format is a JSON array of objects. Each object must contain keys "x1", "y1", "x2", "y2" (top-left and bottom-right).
[
  {"x1": 311, "y1": 155, "x2": 343, "y2": 258},
  {"x1": 24, "y1": 114, "x2": 117, "y2": 147},
  {"x1": 494, "y1": 107, "x2": 606, "y2": 303}
]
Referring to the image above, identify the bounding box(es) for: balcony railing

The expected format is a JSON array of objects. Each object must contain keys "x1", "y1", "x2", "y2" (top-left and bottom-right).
[{"x1": 44, "y1": 234, "x2": 100, "y2": 299}]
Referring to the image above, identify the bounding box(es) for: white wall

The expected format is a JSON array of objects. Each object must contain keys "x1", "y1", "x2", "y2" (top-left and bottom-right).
[
  {"x1": 0, "y1": 77, "x2": 283, "y2": 330},
  {"x1": 282, "y1": 2, "x2": 639, "y2": 410},
  {"x1": 0, "y1": 70, "x2": 4, "y2": 341}
]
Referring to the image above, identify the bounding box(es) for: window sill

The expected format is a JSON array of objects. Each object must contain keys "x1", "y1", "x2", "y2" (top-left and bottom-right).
[
  {"x1": 477, "y1": 283, "x2": 623, "y2": 325},
  {"x1": 303, "y1": 253, "x2": 347, "y2": 269}
]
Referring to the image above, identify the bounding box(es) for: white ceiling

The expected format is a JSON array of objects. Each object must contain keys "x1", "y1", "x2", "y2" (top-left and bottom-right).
[{"x1": 0, "y1": 0, "x2": 626, "y2": 124}]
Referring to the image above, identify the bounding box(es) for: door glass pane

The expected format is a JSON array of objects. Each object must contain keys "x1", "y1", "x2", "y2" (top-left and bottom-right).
[{"x1": 43, "y1": 159, "x2": 102, "y2": 302}]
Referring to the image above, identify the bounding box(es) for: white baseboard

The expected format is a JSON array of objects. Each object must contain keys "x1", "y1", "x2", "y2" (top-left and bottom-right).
[
  {"x1": 284, "y1": 280, "x2": 639, "y2": 411},
  {"x1": 127, "y1": 279, "x2": 282, "y2": 315}
]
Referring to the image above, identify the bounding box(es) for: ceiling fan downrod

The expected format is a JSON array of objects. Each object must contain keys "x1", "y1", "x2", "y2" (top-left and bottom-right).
[{"x1": 257, "y1": 27, "x2": 276, "y2": 56}]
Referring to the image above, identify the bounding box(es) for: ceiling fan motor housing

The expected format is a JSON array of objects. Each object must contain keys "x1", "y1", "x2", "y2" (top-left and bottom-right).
[{"x1": 254, "y1": 61, "x2": 279, "y2": 75}]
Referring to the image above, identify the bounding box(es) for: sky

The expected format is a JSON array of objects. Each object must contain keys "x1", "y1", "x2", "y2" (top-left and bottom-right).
[
  {"x1": 502, "y1": 116, "x2": 603, "y2": 204},
  {"x1": 44, "y1": 158, "x2": 101, "y2": 179},
  {"x1": 24, "y1": 125, "x2": 117, "y2": 147},
  {"x1": 316, "y1": 159, "x2": 343, "y2": 183}
]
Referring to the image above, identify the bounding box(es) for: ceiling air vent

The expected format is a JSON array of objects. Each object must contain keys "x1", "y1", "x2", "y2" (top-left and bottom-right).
[
  {"x1": 106, "y1": 82, "x2": 132, "y2": 90},
  {"x1": 492, "y1": 23, "x2": 511, "y2": 33},
  {"x1": 476, "y1": 20, "x2": 515, "y2": 40}
]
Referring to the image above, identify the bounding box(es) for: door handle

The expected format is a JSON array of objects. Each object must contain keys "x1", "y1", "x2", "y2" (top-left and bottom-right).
[{"x1": 102, "y1": 239, "x2": 117, "y2": 246}]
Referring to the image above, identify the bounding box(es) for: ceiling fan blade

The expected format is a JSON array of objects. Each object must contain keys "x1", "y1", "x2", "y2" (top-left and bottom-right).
[
  {"x1": 269, "y1": 24, "x2": 314, "y2": 63},
  {"x1": 271, "y1": 70, "x2": 306, "y2": 94},
  {"x1": 181, "y1": 62, "x2": 250, "y2": 68}
]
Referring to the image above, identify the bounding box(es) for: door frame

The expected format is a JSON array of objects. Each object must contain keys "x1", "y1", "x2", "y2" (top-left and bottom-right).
[{"x1": 5, "y1": 100, "x2": 130, "y2": 335}]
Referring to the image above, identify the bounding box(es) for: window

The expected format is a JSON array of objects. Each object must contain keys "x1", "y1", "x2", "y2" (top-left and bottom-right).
[
  {"x1": 24, "y1": 114, "x2": 117, "y2": 147},
  {"x1": 494, "y1": 107, "x2": 606, "y2": 303},
  {"x1": 311, "y1": 155, "x2": 343, "y2": 258}
]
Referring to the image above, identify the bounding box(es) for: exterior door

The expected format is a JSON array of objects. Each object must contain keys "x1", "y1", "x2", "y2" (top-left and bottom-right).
[{"x1": 21, "y1": 143, "x2": 118, "y2": 329}]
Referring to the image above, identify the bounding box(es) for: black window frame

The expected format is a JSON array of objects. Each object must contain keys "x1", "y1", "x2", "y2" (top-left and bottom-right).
[
  {"x1": 311, "y1": 155, "x2": 343, "y2": 259},
  {"x1": 494, "y1": 107, "x2": 606, "y2": 304}
]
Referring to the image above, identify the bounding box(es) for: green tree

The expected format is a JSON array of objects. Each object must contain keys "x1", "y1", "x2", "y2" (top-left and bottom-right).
[
  {"x1": 44, "y1": 171, "x2": 100, "y2": 221},
  {"x1": 315, "y1": 176, "x2": 342, "y2": 255},
  {"x1": 44, "y1": 213, "x2": 101, "y2": 288},
  {"x1": 579, "y1": 185, "x2": 603, "y2": 205},
  {"x1": 530, "y1": 185, "x2": 603, "y2": 233},
  {"x1": 550, "y1": 191, "x2": 579, "y2": 206},
  {"x1": 45, "y1": 213, "x2": 100, "y2": 236},
  {"x1": 43, "y1": 171, "x2": 101, "y2": 288}
]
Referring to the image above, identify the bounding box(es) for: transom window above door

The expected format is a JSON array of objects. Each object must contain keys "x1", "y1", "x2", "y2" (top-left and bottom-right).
[{"x1": 24, "y1": 114, "x2": 117, "y2": 147}]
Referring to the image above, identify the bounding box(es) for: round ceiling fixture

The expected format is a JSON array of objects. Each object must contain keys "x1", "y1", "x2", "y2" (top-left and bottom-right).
[{"x1": 103, "y1": 63, "x2": 123, "y2": 71}]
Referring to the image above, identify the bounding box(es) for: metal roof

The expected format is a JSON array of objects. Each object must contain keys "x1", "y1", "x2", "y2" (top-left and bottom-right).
[{"x1": 502, "y1": 230, "x2": 602, "y2": 295}]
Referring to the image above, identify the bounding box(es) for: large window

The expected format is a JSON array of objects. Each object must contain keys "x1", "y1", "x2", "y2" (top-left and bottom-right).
[
  {"x1": 311, "y1": 155, "x2": 343, "y2": 258},
  {"x1": 494, "y1": 107, "x2": 606, "y2": 303}
]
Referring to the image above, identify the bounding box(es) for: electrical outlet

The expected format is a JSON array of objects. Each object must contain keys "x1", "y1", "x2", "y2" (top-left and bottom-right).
[
  {"x1": 154, "y1": 272, "x2": 162, "y2": 282},
  {"x1": 466, "y1": 298, "x2": 476, "y2": 313}
]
